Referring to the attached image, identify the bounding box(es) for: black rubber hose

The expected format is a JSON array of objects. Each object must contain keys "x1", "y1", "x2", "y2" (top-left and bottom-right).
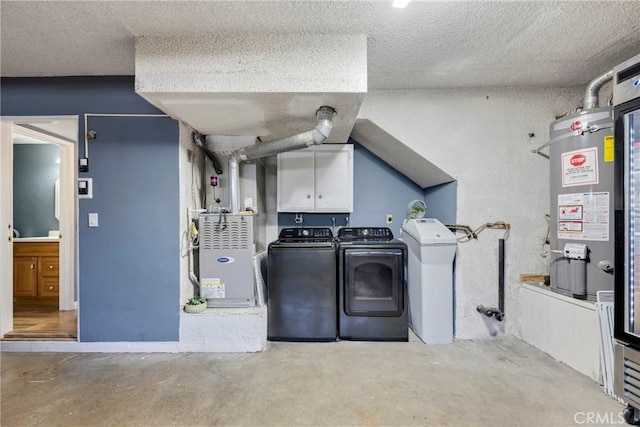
[
  {"x1": 499, "y1": 238, "x2": 505, "y2": 315},
  {"x1": 192, "y1": 132, "x2": 223, "y2": 174}
]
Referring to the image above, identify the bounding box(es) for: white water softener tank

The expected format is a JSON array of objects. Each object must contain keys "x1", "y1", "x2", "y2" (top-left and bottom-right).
[
  {"x1": 401, "y1": 218, "x2": 457, "y2": 344},
  {"x1": 549, "y1": 107, "x2": 615, "y2": 300}
]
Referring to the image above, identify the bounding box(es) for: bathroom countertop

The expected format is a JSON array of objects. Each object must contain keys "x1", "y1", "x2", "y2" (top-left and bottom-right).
[{"x1": 13, "y1": 237, "x2": 60, "y2": 243}]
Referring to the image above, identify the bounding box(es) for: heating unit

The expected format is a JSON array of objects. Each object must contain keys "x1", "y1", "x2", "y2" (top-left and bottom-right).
[{"x1": 198, "y1": 213, "x2": 256, "y2": 307}]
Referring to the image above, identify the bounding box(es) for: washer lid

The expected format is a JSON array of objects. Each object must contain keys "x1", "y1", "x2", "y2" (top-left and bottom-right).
[{"x1": 402, "y1": 218, "x2": 457, "y2": 245}]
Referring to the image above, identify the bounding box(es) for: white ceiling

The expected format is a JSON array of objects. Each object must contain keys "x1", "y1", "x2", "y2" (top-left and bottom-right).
[{"x1": 2, "y1": 1, "x2": 639, "y2": 89}]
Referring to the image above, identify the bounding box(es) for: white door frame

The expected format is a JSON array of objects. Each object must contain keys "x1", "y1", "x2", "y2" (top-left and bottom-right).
[
  {"x1": 0, "y1": 116, "x2": 78, "y2": 335},
  {"x1": 0, "y1": 121, "x2": 14, "y2": 335}
]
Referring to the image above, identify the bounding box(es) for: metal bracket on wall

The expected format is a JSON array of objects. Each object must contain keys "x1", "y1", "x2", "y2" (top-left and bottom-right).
[{"x1": 531, "y1": 140, "x2": 551, "y2": 159}]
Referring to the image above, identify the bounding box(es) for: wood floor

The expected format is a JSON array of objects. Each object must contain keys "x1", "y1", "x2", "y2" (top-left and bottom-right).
[{"x1": 3, "y1": 307, "x2": 77, "y2": 341}]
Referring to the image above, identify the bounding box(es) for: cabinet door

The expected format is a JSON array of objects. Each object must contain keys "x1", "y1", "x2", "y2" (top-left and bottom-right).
[
  {"x1": 14, "y1": 257, "x2": 37, "y2": 297},
  {"x1": 315, "y1": 147, "x2": 353, "y2": 212},
  {"x1": 277, "y1": 151, "x2": 315, "y2": 212}
]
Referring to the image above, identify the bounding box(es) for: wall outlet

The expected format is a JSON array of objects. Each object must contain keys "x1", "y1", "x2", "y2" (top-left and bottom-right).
[{"x1": 386, "y1": 214, "x2": 393, "y2": 224}]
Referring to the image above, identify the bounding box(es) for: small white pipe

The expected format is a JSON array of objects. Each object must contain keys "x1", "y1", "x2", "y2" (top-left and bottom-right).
[
  {"x1": 84, "y1": 114, "x2": 89, "y2": 157},
  {"x1": 84, "y1": 114, "x2": 169, "y2": 117},
  {"x1": 540, "y1": 249, "x2": 564, "y2": 258},
  {"x1": 187, "y1": 208, "x2": 206, "y2": 288}
]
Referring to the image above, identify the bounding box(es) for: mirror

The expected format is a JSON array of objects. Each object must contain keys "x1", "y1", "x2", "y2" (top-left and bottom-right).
[{"x1": 55, "y1": 178, "x2": 60, "y2": 220}]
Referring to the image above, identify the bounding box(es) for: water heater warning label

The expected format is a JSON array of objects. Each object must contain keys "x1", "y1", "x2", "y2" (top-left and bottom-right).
[
  {"x1": 561, "y1": 147, "x2": 599, "y2": 187},
  {"x1": 558, "y1": 192, "x2": 609, "y2": 241}
]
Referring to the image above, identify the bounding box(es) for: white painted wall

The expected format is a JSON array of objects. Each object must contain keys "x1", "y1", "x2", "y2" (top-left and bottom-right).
[{"x1": 358, "y1": 87, "x2": 585, "y2": 339}]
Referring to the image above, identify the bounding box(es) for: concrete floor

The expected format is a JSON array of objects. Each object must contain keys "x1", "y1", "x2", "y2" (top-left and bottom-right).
[{"x1": 1, "y1": 335, "x2": 624, "y2": 427}]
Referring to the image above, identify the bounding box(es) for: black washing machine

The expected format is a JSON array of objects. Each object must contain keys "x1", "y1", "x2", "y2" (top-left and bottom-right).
[
  {"x1": 267, "y1": 228, "x2": 337, "y2": 341},
  {"x1": 336, "y1": 227, "x2": 408, "y2": 341}
]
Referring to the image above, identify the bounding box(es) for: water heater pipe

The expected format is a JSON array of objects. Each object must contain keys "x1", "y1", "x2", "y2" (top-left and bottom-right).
[
  {"x1": 227, "y1": 106, "x2": 336, "y2": 213},
  {"x1": 533, "y1": 69, "x2": 614, "y2": 159},
  {"x1": 583, "y1": 69, "x2": 614, "y2": 110}
]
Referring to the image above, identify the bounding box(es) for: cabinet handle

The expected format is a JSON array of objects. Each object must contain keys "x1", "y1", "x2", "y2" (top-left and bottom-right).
[
  {"x1": 306, "y1": 194, "x2": 311, "y2": 199},
  {"x1": 318, "y1": 194, "x2": 323, "y2": 199},
  {"x1": 49, "y1": 265, "x2": 54, "y2": 269},
  {"x1": 49, "y1": 286, "x2": 54, "y2": 290},
  {"x1": 30, "y1": 263, "x2": 35, "y2": 270}
]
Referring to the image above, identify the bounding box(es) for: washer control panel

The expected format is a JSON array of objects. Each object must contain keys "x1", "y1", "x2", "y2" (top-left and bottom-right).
[{"x1": 278, "y1": 228, "x2": 333, "y2": 240}]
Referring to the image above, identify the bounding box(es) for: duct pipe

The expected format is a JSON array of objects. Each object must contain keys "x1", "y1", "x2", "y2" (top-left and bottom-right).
[
  {"x1": 227, "y1": 106, "x2": 336, "y2": 214},
  {"x1": 232, "y1": 106, "x2": 335, "y2": 161},
  {"x1": 229, "y1": 156, "x2": 240, "y2": 214},
  {"x1": 583, "y1": 70, "x2": 613, "y2": 110}
]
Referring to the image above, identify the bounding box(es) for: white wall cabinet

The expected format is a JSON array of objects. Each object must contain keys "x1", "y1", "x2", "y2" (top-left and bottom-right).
[{"x1": 277, "y1": 144, "x2": 353, "y2": 213}]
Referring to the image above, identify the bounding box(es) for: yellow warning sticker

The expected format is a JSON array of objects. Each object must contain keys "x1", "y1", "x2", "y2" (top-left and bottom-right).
[{"x1": 604, "y1": 135, "x2": 614, "y2": 163}]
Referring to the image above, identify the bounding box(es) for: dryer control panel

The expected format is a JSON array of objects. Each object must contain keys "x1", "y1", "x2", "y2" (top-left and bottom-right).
[{"x1": 337, "y1": 227, "x2": 393, "y2": 241}]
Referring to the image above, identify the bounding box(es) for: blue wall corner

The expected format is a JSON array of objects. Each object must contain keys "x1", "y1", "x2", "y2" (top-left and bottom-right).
[
  {"x1": 350, "y1": 140, "x2": 424, "y2": 237},
  {"x1": 424, "y1": 181, "x2": 457, "y2": 225}
]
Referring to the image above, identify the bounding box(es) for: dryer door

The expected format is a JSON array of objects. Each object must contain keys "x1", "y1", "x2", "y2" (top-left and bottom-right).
[{"x1": 343, "y1": 249, "x2": 404, "y2": 317}]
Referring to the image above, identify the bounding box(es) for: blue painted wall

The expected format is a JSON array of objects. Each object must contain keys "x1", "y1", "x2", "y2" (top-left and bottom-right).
[
  {"x1": 2, "y1": 77, "x2": 180, "y2": 342},
  {"x1": 13, "y1": 144, "x2": 60, "y2": 237},
  {"x1": 349, "y1": 141, "x2": 424, "y2": 237},
  {"x1": 424, "y1": 181, "x2": 457, "y2": 225}
]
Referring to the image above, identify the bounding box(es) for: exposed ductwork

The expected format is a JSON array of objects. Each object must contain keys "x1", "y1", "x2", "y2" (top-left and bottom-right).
[
  {"x1": 583, "y1": 69, "x2": 614, "y2": 110},
  {"x1": 225, "y1": 106, "x2": 336, "y2": 213},
  {"x1": 231, "y1": 106, "x2": 336, "y2": 161}
]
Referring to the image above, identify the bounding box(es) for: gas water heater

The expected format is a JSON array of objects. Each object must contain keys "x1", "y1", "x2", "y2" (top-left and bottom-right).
[{"x1": 549, "y1": 106, "x2": 615, "y2": 299}]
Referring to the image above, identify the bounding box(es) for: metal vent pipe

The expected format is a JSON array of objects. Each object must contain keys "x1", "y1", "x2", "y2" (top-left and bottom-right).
[
  {"x1": 232, "y1": 106, "x2": 335, "y2": 162},
  {"x1": 228, "y1": 106, "x2": 336, "y2": 213},
  {"x1": 583, "y1": 69, "x2": 613, "y2": 110}
]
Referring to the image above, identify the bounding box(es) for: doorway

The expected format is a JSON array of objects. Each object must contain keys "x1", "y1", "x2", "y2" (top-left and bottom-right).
[{"x1": 0, "y1": 117, "x2": 78, "y2": 340}]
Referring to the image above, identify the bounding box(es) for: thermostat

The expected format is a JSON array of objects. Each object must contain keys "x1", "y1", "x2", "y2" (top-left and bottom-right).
[
  {"x1": 79, "y1": 157, "x2": 89, "y2": 172},
  {"x1": 78, "y1": 178, "x2": 93, "y2": 199}
]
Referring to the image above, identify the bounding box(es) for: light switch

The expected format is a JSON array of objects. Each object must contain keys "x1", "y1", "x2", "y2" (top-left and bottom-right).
[{"x1": 88, "y1": 213, "x2": 99, "y2": 227}]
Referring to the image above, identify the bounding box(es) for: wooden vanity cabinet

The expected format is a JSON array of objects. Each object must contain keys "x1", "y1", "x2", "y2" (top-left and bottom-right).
[{"x1": 13, "y1": 242, "x2": 59, "y2": 307}]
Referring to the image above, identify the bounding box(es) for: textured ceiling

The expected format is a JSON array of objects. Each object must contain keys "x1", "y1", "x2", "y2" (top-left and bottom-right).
[{"x1": 2, "y1": 1, "x2": 639, "y2": 89}]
